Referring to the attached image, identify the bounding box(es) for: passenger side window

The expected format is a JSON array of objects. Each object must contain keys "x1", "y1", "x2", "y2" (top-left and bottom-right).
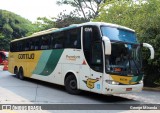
[
  {"x1": 18, "y1": 41, "x2": 25, "y2": 51},
  {"x1": 71, "y1": 28, "x2": 81, "y2": 49},
  {"x1": 50, "y1": 34, "x2": 55, "y2": 49},
  {"x1": 64, "y1": 28, "x2": 81, "y2": 49},
  {"x1": 40, "y1": 35, "x2": 50, "y2": 50},
  {"x1": 10, "y1": 28, "x2": 81, "y2": 52},
  {"x1": 12, "y1": 42, "x2": 19, "y2": 52},
  {"x1": 25, "y1": 40, "x2": 30, "y2": 51},
  {"x1": 54, "y1": 32, "x2": 64, "y2": 49},
  {"x1": 30, "y1": 39, "x2": 35, "y2": 50},
  {"x1": 34, "y1": 38, "x2": 40, "y2": 50}
]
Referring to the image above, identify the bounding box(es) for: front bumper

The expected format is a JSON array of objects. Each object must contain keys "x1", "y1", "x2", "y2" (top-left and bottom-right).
[{"x1": 102, "y1": 83, "x2": 143, "y2": 95}]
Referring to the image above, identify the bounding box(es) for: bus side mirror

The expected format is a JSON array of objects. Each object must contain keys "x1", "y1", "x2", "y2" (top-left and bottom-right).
[
  {"x1": 142, "y1": 43, "x2": 154, "y2": 59},
  {"x1": 102, "y1": 36, "x2": 111, "y2": 55}
]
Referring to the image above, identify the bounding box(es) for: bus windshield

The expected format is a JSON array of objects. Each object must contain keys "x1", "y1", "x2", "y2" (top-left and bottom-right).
[
  {"x1": 105, "y1": 42, "x2": 142, "y2": 76},
  {"x1": 101, "y1": 26, "x2": 142, "y2": 76},
  {"x1": 101, "y1": 26, "x2": 137, "y2": 43}
]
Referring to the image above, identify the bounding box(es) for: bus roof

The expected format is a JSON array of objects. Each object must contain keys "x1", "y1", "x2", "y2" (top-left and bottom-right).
[
  {"x1": 11, "y1": 22, "x2": 135, "y2": 42},
  {"x1": 78, "y1": 22, "x2": 135, "y2": 32}
]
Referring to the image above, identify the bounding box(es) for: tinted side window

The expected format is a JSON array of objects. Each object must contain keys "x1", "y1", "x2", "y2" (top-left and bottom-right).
[
  {"x1": 25, "y1": 40, "x2": 30, "y2": 51},
  {"x1": 40, "y1": 35, "x2": 50, "y2": 50},
  {"x1": 10, "y1": 42, "x2": 17, "y2": 52},
  {"x1": 29, "y1": 39, "x2": 35, "y2": 50},
  {"x1": 10, "y1": 28, "x2": 82, "y2": 51},
  {"x1": 34, "y1": 37, "x2": 40, "y2": 50},
  {"x1": 53, "y1": 32, "x2": 65, "y2": 49},
  {"x1": 64, "y1": 28, "x2": 81, "y2": 49},
  {"x1": 50, "y1": 33, "x2": 55, "y2": 49},
  {"x1": 28, "y1": 37, "x2": 41, "y2": 51},
  {"x1": 18, "y1": 41, "x2": 25, "y2": 51}
]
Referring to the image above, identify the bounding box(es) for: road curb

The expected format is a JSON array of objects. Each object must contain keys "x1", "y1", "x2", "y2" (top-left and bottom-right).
[{"x1": 143, "y1": 87, "x2": 160, "y2": 91}]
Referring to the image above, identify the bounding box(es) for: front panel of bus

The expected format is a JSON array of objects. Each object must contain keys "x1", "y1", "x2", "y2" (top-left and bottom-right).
[{"x1": 101, "y1": 26, "x2": 143, "y2": 94}]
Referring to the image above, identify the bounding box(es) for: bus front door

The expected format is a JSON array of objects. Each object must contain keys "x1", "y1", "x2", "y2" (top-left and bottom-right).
[{"x1": 81, "y1": 26, "x2": 103, "y2": 93}]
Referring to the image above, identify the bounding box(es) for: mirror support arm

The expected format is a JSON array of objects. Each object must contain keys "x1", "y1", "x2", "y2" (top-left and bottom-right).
[{"x1": 142, "y1": 43, "x2": 154, "y2": 59}]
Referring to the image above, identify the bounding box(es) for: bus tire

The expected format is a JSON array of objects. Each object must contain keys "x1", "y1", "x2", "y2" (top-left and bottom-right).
[
  {"x1": 19, "y1": 68, "x2": 24, "y2": 80},
  {"x1": 65, "y1": 74, "x2": 80, "y2": 95},
  {"x1": 14, "y1": 67, "x2": 19, "y2": 78}
]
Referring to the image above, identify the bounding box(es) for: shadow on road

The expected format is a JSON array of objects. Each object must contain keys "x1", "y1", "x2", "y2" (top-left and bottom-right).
[{"x1": 80, "y1": 91, "x2": 133, "y2": 103}]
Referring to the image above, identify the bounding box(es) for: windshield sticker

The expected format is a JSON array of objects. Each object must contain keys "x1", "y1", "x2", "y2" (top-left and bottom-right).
[{"x1": 97, "y1": 84, "x2": 100, "y2": 89}]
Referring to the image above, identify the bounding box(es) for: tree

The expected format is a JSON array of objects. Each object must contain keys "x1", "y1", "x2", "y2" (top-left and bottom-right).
[
  {"x1": 0, "y1": 10, "x2": 37, "y2": 50},
  {"x1": 94, "y1": 0, "x2": 160, "y2": 86},
  {"x1": 34, "y1": 11, "x2": 87, "y2": 29},
  {"x1": 34, "y1": 0, "x2": 112, "y2": 30},
  {"x1": 56, "y1": 0, "x2": 108, "y2": 20},
  {"x1": 55, "y1": 11, "x2": 87, "y2": 28},
  {"x1": 33, "y1": 17, "x2": 56, "y2": 31}
]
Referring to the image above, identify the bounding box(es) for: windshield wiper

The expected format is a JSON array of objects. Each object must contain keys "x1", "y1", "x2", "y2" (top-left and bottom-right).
[{"x1": 129, "y1": 57, "x2": 140, "y2": 75}]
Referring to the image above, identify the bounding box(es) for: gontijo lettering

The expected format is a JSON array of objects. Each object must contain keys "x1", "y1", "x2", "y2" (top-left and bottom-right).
[{"x1": 18, "y1": 53, "x2": 34, "y2": 59}]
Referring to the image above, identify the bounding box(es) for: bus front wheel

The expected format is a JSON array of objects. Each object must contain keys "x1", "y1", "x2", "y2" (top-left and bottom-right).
[{"x1": 65, "y1": 74, "x2": 80, "y2": 95}]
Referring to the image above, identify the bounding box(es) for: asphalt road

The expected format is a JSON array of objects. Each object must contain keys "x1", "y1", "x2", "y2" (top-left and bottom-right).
[{"x1": 0, "y1": 71, "x2": 159, "y2": 113}]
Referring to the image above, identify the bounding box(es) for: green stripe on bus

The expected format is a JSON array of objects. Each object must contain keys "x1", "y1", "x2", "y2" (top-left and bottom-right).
[
  {"x1": 131, "y1": 75, "x2": 143, "y2": 82},
  {"x1": 131, "y1": 76, "x2": 138, "y2": 82},
  {"x1": 33, "y1": 49, "x2": 64, "y2": 76},
  {"x1": 33, "y1": 50, "x2": 52, "y2": 74},
  {"x1": 40, "y1": 49, "x2": 64, "y2": 76},
  {"x1": 135, "y1": 75, "x2": 143, "y2": 82}
]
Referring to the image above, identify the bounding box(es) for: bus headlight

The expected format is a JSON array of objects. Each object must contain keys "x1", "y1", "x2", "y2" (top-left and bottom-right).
[
  {"x1": 105, "y1": 80, "x2": 120, "y2": 85},
  {"x1": 139, "y1": 80, "x2": 143, "y2": 84}
]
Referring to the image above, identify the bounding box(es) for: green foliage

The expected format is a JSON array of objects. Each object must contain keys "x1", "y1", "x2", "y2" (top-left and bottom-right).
[
  {"x1": 3, "y1": 23, "x2": 13, "y2": 34},
  {"x1": 33, "y1": 17, "x2": 56, "y2": 31},
  {"x1": 94, "y1": 0, "x2": 160, "y2": 87},
  {"x1": 55, "y1": 11, "x2": 87, "y2": 28},
  {"x1": 56, "y1": 0, "x2": 108, "y2": 20},
  {"x1": 34, "y1": 11, "x2": 87, "y2": 29},
  {"x1": 0, "y1": 10, "x2": 37, "y2": 50},
  {"x1": 43, "y1": 0, "x2": 111, "y2": 29},
  {"x1": 154, "y1": 79, "x2": 160, "y2": 86}
]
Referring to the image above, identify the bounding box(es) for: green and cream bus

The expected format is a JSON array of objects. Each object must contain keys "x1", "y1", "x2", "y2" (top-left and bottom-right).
[{"x1": 8, "y1": 22, "x2": 154, "y2": 95}]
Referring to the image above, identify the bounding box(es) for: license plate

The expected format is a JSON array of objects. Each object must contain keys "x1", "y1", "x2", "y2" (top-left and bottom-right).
[{"x1": 126, "y1": 88, "x2": 132, "y2": 91}]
